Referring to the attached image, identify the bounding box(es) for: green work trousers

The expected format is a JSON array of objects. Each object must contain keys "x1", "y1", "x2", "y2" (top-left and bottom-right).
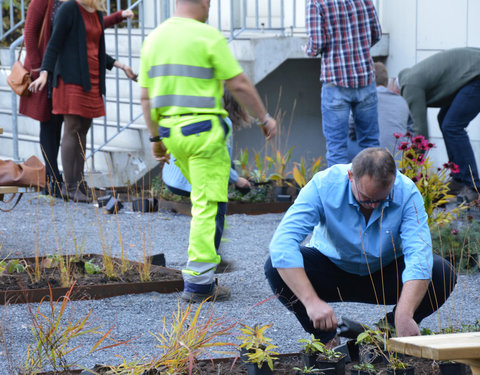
[{"x1": 161, "y1": 116, "x2": 230, "y2": 288}]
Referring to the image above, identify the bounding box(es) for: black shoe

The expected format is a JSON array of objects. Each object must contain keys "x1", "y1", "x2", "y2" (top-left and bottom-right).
[
  {"x1": 447, "y1": 179, "x2": 465, "y2": 196},
  {"x1": 457, "y1": 185, "x2": 479, "y2": 203}
]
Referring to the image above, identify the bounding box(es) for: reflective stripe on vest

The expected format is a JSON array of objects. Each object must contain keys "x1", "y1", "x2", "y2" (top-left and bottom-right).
[
  {"x1": 148, "y1": 64, "x2": 214, "y2": 79},
  {"x1": 151, "y1": 95, "x2": 216, "y2": 109}
]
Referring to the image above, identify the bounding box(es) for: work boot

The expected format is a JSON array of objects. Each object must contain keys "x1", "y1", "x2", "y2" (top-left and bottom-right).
[
  {"x1": 65, "y1": 183, "x2": 92, "y2": 203},
  {"x1": 457, "y1": 185, "x2": 479, "y2": 203},
  {"x1": 181, "y1": 284, "x2": 231, "y2": 303}
]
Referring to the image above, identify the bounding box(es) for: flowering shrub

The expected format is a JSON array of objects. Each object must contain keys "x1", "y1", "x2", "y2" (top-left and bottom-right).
[{"x1": 395, "y1": 132, "x2": 465, "y2": 226}]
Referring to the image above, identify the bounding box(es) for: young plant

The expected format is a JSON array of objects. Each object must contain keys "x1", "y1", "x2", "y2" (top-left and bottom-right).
[
  {"x1": 22, "y1": 283, "x2": 130, "y2": 374},
  {"x1": 251, "y1": 151, "x2": 273, "y2": 183},
  {"x1": 298, "y1": 334, "x2": 325, "y2": 355},
  {"x1": 149, "y1": 300, "x2": 237, "y2": 374},
  {"x1": 293, "y1": 365, "x2": 322, "y2": 373},
  {"x1": 352, "y1": 362, "x2": 377, "y2": 373},
  {"x1": 238, "y1": 323, "x2": 279, "y2": 370},
  {"x1": 234, "y1": 147, "x2": 251, "y2": 179},
  {"x1": 266, "y1": 145, "x2": 295, "y2": 186},
  {"x1": 291, "y1": 156, "x2": 323, "y2": 189}
]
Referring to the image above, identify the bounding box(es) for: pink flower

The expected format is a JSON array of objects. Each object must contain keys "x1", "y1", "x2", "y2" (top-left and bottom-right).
[
  {"x1": 451, "y1": 229, "x2": 458, "y2": 235},
  {"x1": 398, "y1": 142, "x2": 409, "y2": 151},
  {"x1": 416, "y1": 154, "x2": 425, "y2": 165},
  {"x1": 412, "y1": 135, "x2": 425, "y2": 144},
  {"x1": 405, "y1": 132, "x2": 412, "y2": 138},
  {"x1": 450, "y1": 164, "x2": 460, "y2": 174},
  {"x1": 393, "y1": 132, "x2": 404, "y2": 139}
]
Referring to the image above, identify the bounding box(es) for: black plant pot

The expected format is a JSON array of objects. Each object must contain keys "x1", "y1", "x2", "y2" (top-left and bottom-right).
[
  {"x1": 104, "y1": 196, "x2": 123, "y2": 214},
  {"x1": 385, "y1": 365, "x2": 415, "y2": 375},
  {"x1": 439, "y1": 361, "x2": 467, "y2": 375},
  {"x1": 244, "y1": 362, "x2": 273, "y2": 375},
  {"x1": 301, "y1": 351, "x2": 346, "y2": 375},
  {"x1": 97, "y1": 194, "x2": 112, "y2": 207},
  {"x1": 350, "y1": 370, "x2": 375, "y2": 375},
  {"x1": 132, "y1": 197, "x2": 158, "y2": 213}
]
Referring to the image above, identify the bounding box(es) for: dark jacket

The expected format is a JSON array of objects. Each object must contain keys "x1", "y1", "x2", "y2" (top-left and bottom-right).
[{"x1": 41, "y1": 0, "x2": 115, "y2": 95}]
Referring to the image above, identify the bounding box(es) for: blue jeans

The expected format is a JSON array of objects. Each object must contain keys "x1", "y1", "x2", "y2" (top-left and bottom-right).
[
  {"x1": 438, "y1": 77, "x2": 480, "y2": 188},
  {"x1": 264, "y1": 247, "x2": 456, "y2": 343},
  {"x1": 321, "y1": 81, "x2": 379, "y2": 166}
]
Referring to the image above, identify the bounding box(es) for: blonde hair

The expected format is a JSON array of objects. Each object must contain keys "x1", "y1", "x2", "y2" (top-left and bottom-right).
[{"x1": 78, "y1": 0, "x2": 107, "y2": 12}]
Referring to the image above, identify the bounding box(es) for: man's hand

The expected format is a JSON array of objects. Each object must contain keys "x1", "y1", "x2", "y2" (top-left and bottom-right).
[
  {"x1": 394, "y1": 314, "x2": 420, "y2": 337},
  {"x1": 235, "y1": 177, "x2": 251, "y2": 189},
  {"x1": 305, "y1": 298, "x2": 338, "y2": 331},
  {"x1": 261, "y1": 117, "x2": 277, "y2": 140},
  {"x1": 151, "y1": 141, "x2": 170, "y2": 163}
]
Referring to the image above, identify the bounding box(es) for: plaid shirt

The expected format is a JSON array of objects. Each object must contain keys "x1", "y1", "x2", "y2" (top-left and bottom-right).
[{"x1": 306, "y1": 0, "x2": 382, "y2": 88}]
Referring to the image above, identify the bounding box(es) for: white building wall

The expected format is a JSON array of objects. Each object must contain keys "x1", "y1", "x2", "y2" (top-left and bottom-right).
[{"x1": 380, "y1": 0, "x2": 480, "y2": 169}]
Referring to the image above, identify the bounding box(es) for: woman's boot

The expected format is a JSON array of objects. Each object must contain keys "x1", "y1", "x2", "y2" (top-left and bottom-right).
[{"x1": 65, "y1": 182, "x2": 92, "y2": 203}]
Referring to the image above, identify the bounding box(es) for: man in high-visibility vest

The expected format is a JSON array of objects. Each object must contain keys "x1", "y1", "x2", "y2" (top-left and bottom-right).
[{"x1": 139, "y1": 0, "x2": 277, "y2": 302}]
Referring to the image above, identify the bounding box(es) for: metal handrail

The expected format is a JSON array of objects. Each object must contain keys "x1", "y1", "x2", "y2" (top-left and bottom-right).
[
  {"x1": 1, "y1": 0, "x2": 27, "y2": 42},
  {"x1": 6, "y1": 0, "x2": 305, "y2": 166}
]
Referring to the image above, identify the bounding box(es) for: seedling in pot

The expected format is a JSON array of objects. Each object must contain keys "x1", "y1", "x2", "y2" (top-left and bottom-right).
[
  {"x1": 238, "y1": 323, "x2": 279, "y2": 371},
  {"x1": 352, "y1": 362, "x2": 377, "y2": 374},
  {"x1": 293, "y1": 365, "x2": 323, "y2": 374}
]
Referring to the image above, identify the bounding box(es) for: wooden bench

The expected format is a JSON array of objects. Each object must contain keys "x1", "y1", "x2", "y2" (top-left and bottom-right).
[
  {"x1": 0, "y1": 186, "x2": 40, "y2": 211},
  {"x1": 389, "y1": 332, "x2": 480, "y2": 374}
]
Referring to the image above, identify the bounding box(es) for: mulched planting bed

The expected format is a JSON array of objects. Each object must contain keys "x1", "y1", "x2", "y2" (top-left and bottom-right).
[
  {"x1": 92, "y1": 353, "x2": 473, "y2": 374},
  {"x1": 0, "y1": 254, "x2": 183, "y2": 304}
]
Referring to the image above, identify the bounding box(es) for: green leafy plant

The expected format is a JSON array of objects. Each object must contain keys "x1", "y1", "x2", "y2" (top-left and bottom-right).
[
  {"x1": 238, "y1": 323, "x2": 279, "y2": 370},
  {"x1": 251, "y1": 151, "x2": 273, "y2": 183},
  {"x1": 298, "y1": 334, "x2": 343, "y2": 360},
  {"x1": 266, "y1": 146, "x2": 295, "y2": 186},
  {"x1": 352, "y1": 362, "x2": 377, "y2": 373},
  {"x1": 234, "y1": 147, "x2": 251, "y2": 179},
  {"x1": 291, "y1": 156, "x2": 323, "y2": 189},
  {"x1": 293, "y1": 365, "x2": 322, "y2": 373},
  {"x1": 355, "y1": 327, "x2": 385, "y2": 347},
  {"x1": 396, "y1": 133, "x2": 466, "y2": 226},
  {"x1": 387, "y1": 356, "x2": 410, "y2": 370},
  {"x1": 298, "y1": 334, "x2": 326, "y2": 355},
  {"x1": 431, "y1": 221, "x2": 480, "y2": 273},
  {"x1": 5, "y1": 259, "x2": 27, "y2": 274},
  {"x1": 84, "y1": 259, "x2": 101, "y2": 275}
]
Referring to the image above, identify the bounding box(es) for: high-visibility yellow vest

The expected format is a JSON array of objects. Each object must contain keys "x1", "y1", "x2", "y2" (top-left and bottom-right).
[{"x1": 139, "y1": 17, "x2": 243, "y2": 124}]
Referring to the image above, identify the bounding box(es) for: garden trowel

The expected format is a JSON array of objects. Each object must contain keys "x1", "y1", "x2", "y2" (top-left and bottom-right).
[{"x1": 336, "y1": 316, "x2": 365, "y2": 339}]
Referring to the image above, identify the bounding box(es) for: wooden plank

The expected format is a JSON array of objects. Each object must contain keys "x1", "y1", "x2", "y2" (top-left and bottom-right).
[
  {"x1": 0, "y1": 186, "x2": 39, "y2": 194},
  {"x1": 0, "y1": 128, "x2": 3, "y2": 134},
  {"x1": 388, "y1": 332, "x2": 480, "y2": 361}
]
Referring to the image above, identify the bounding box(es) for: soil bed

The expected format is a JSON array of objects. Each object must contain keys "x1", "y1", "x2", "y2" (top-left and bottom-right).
[
  {"x1": 93, "y1": 353, "x2": 473, "y2": 374},
  {"x1": 0, "y1": 254, "x2": 183, "y2": 304}
]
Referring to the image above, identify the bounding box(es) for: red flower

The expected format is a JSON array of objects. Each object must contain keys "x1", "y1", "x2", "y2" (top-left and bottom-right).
[
  {"x1": 405, "y1": 132, "x2": 412, "y2": 138},
  {"x1": 393, "y1": 132, "x2": 404, "y2": 139},
  {"x1": 450, "y1": 164, "x2": 460, "y2": 174},
  {"x1": 416, "y1": 154, "x2": 425, "y2": 165},
  {"x1": 412, "y1": 135, "x2": 425, "y2": 144},
  {"x1": 398, "y1": 142, "x2": 409, "y2": 151}
]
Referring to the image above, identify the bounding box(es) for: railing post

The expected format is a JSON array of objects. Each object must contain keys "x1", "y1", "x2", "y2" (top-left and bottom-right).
[{"x1": 9, "y1": 36, "x2": 23, "y2": 163}]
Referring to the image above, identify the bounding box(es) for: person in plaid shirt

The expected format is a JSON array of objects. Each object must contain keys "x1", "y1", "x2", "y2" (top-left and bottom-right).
[{"x1": 306, "y1": 0, "x2": 382, "y2": 166}]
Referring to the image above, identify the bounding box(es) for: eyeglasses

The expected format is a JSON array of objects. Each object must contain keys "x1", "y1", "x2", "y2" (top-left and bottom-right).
[{"x1": 353, "y1": 179, "x2": 394, "y2": 205}]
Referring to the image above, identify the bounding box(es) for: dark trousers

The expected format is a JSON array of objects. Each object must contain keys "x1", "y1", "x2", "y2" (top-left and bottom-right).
[
  {"x1": 39, "y1": 112, "x2": 64, "y2": 183},
  {"x1": 438, "y1": 77, "x2": 480, "y2": 188},
  {"x1": 264, "y1": 246, "x2": 457, "y2": 343}
]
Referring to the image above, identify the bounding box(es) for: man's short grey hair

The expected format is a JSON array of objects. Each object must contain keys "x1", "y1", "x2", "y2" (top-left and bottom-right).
[{"x1": 351, "y1": 148, "x2": 396, "y2": 188}]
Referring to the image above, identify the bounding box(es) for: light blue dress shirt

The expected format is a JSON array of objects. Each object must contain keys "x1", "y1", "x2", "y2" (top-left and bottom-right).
[{"x1": 269, "y1": 164, "x2": 433, "y2": 283}]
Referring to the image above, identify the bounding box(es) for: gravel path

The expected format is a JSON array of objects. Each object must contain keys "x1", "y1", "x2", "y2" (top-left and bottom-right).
[{"x1": 0, "y1": 195, "x2": 478, "y2": 373}]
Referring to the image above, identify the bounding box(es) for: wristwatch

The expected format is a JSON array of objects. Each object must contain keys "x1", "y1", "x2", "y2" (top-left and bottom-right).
[
  {"x1": 149, "y1": 135, "x2": 161, "y2": 142},
  {"x1": 258, "y1": 113, "x2": 271, "y2": 126}
]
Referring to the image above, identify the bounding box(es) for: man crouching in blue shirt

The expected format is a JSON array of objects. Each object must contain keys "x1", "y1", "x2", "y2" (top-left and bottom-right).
[{"x1": 265, "y1": 147, "x2": 456, "y2": 344}]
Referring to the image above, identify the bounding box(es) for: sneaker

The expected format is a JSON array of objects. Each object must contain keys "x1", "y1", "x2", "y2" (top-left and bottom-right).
[
  {"x1": 457, "y1": 185, "x2": 479, "y2": 203},
  {"x1": 181, "y1": 284, "x2": 231, "y2": 303}
]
